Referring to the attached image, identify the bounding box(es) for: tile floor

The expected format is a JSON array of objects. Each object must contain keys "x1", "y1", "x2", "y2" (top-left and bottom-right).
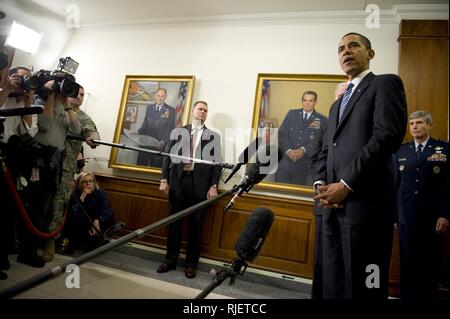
[{"x1": 0, "y1": 253, "x2": 231, "y2": 299}]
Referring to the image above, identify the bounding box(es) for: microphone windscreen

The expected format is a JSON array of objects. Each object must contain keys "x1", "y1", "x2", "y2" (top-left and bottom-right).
[
  {"x1": 234, "y1": 207, "x2": 275, "y2": 262},
  {"x1": 0, "y1": 106, "x2": 43, "y2": 117}
]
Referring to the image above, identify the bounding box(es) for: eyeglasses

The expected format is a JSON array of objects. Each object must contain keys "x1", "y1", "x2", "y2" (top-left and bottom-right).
[{"x1": 81, "y1": 179, "x2": 94, "y2": 184}]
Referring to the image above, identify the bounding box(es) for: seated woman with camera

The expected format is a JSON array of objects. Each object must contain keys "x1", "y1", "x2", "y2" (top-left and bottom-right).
[{"x1": 61, "y1": 172, "x2": 115, "y2": 254}]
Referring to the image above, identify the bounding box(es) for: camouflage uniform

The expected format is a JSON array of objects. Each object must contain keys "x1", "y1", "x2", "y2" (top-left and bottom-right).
[{"x1": 48, "y1": 110, "x2": 100, "y2": 232}]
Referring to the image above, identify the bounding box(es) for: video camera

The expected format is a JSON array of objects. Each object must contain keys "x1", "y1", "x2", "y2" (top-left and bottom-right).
[{"x1": 34, "y1": 57, "x2": 81, "y2": 99}]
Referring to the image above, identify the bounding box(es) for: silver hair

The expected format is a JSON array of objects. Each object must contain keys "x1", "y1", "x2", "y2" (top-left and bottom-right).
[{"x1": 409, "y1": 110, "x2": 432, "y2": 124}]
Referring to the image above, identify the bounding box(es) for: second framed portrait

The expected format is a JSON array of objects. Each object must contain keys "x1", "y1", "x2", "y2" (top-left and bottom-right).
[
  {"x1": 109, "y1": 75, "x2": 195, "y2": 173},
  {"x1": 251, "y1": 73, "x2": 347, "y2": 194}
]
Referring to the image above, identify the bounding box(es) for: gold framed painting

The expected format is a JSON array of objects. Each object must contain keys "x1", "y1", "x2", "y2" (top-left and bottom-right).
[
  {"x1": 109, "y1": 75, "x2": 195, "y2": 173},
  {"x1": 251, "y1": 73, "x2": 347, "y2": 194}
]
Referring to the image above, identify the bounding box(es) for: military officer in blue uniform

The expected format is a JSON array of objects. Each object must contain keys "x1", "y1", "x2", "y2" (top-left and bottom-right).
[
  {"x1": 276, "y1": 91, "x2": 327, "y2": 185},
  {"x1": 137, "y1": 88, "x2": 175, "y2": 167},
  {"x1": 392, "y1": 110, "x2": 449, "y2": 299}
]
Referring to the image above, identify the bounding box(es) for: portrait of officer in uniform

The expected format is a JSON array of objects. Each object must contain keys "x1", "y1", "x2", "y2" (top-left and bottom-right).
[
  {"x1": 392, "y1": 110, "x2": 448, "y2": 299},
  {"x1": 275, "y1": 90, "x2": 327, "y2": 185},
  {"x1": 136, "y1": 87, "x2": 175, "y2": 167}
]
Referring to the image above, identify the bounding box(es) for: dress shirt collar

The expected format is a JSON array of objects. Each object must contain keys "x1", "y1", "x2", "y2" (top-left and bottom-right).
[
  {"x1": 349, "y1": 69, "x2": 371, "y2": 91},
  {"x1": 191, "y1": 119, "x2": 204, "y2": 132},
  {"x1": 415, "y1": 136, "x2": 430, "y2": 149},
  {"x1": 303, "y1": 110, "x2": 313, "y2": 119}
]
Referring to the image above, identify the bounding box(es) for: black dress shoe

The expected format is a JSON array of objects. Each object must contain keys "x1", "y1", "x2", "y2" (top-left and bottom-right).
[
  {"x1": 157, "y1": 263, "x2": 176, "y2": 273},
  {"x1": 0, "y1": 256, "x2": 10, "y2": 270},
  {"x1": 17, "y1": 253, "x2": 45, "y2": 268},
  {"x1": 0, "y1": 270, "x2": 7, "y2": 280},
  {"x1": 185, "y1": 268, "x2": 196, "y2": 279}
]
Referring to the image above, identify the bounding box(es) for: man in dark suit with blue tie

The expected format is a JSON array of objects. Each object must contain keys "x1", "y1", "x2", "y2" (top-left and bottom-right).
[
  {"x1": 393, "y1": 110, "x2": 448, "y2": 299},
  {"x1": 137, "y1": 88, "x2": 175, "y2": 167},
  {"x1": 314, "y1": 32, "x2": 407, "y2": 299},
  {"x1": 276, "y1": 91, "x2": 327, "y2": 185},
  {"x1": 157, "y1": 101, "x2": 222, "y2": 279}
]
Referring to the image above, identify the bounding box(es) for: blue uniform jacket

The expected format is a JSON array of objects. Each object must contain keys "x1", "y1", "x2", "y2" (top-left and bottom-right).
[
  {"x1": 393, "y1": 138, "x2": 448, "y2": 225},
  {"x1": 278, "y1": 109, "x2": 327, "y2": 157},
  {"x1": 138, "y1": 103, "x2": 175, "y2": 147}
]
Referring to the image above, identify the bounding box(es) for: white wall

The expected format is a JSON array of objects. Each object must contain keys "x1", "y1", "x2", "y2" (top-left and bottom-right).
[
  {"x1": 57, "y1": 20, "x2": 399, "y2": 186},
  {"x1": 2, "y1": 0, "x2": 72, "y2": 70}
]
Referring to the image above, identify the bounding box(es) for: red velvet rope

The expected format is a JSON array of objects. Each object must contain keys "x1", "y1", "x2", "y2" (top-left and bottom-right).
[{"x1": 1, "y1": 160, "x2": 67, "y2": 239}]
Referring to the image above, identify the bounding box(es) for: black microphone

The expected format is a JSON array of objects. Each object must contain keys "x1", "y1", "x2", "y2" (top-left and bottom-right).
[
  {"x1": 223, "y1": 137, "x2": 263, "y2": 184},
  {"x1": 195, "y1": 207, "x2": 275, "y2": 298},
  {"x1": 227, "y1": 207, "x2": 275, "y2": 282},
  {"x1": 235, "y1": 207, "x2": 274, "y2": 263},
  {"x1": 224, "y1": 144, "x2": 283, "y2": 212},
  {"x1": 0, "y1": 106, "x2": 43, "y2": 117}
]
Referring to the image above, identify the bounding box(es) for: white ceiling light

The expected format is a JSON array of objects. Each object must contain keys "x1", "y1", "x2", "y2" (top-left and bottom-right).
[{"x1": 5, "y1": 21, "x2": 42, "y2": 55}]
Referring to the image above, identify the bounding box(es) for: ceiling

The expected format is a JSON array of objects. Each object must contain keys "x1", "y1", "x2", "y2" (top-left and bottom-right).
[{"x1": 3, "y1": 0, "x2": 449, "y2": 27}]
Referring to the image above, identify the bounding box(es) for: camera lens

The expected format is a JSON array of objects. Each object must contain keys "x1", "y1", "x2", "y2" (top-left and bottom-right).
[
  {"x1": 60, "y1": 79, "x2": 80, "y2": 98},
  {"x1": 22, "y1": 75, "x2": 41, "y2": 90}
]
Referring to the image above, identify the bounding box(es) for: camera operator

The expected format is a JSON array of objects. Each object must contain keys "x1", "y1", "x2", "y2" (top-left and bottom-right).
[
  {"x1": 0, "y1": 67, "x2": 38, "y2": 142},
  {"x1": 0, "y1": 66, "x2": 39, "y2": 276},
  {"x1": 16, "y1": 75, "x2": 81, "y2": 267},
  {"x1": 48, "y1": 85, "x2": 101, "y2": 260}
]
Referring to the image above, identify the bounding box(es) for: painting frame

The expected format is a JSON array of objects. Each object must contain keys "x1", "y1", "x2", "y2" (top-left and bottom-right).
[
  {"x1": 109, "y1": 75, "x2": 195, "y2": 174},
  {"x1": 251, "y1": 73, "x2": 347, "y2": 194}
]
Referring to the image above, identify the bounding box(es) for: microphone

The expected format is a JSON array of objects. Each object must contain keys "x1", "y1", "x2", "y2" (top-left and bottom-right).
[
  {"x1": 0, "y1": 106, "x2": 43, "y2": 117},
  {"x1": 195, "y1": 207, "x2": 274, "y2": 298},
  {"x1": 229, "y1": 207, "x2": 274, "y2": 279},
  {"x1": 223, "y1": 137, "x2": 262, "y2": 184},
  {"x1": 224, "y1": 144, "x2": 283, "y2": 212},
  {"x1": 234, "y1": 207, "x2": 274, "y2": 263}
]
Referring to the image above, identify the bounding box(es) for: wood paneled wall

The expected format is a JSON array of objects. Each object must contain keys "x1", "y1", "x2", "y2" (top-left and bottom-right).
[
  {"x1": 95, "y1": 174, "x2": 315, "y2": 278},
  {"x1": 395, "y1": 19, "x2": 449, "y2": 297},
  {"x1": 398, "y1": 20, "x2": 449, "y2": 140}
]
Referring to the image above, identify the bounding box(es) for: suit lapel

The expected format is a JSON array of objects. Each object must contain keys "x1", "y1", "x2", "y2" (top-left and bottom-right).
[{"x1": 334, "y1": 73, "x2": 375, "y2": 137}]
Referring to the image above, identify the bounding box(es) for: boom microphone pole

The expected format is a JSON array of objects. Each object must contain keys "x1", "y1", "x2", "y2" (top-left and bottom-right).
[
  {"x1": 66, "y1": 136, "x2": 234, "y2": 169},
  {"x1": 0, "y1": 186, "x2": 237, "y2": 299},
  {"x1": 0, "y1": 106, "x2": 43, "y2": 117}
]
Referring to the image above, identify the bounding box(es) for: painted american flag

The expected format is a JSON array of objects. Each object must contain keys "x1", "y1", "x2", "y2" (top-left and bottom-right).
[
  {"x1": 260, "y1": 80, "x2": 270, "y2": 120},
  {"x1": 175, "y1": 82, "x2": 188, "y2": 127}
]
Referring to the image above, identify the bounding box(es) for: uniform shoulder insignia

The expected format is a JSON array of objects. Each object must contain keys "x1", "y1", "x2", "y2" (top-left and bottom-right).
[{"x1": 314, "y1": 111, "x2": 327, "y2": 118}]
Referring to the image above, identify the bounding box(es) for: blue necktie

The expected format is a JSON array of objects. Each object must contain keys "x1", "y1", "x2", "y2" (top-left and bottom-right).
[
  {"x1": 338, "y1": 82, "x2": 354, "y2": 121},
  {"x1": 416, "y1": 144, "x2": 423, "y2": 162}
]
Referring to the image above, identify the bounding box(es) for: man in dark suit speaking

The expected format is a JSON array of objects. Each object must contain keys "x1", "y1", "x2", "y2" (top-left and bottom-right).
[
  {"x1": 157, "y1": 101, "x2": 221, "y2": 279},
  {"x1": 314, "y1": 32, "x2": 407, "y2": 299}
]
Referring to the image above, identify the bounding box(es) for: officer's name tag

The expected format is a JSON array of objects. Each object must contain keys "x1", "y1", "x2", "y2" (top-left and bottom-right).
[{"x1": 398, "y1": 158, "x2": 407, "y2": 162}]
